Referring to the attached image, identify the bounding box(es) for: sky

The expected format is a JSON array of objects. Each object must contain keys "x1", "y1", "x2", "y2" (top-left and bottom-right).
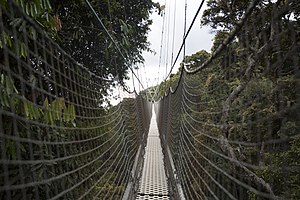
[{"x1": 112, "y1": 0, "x2": 215, "y2": 103}]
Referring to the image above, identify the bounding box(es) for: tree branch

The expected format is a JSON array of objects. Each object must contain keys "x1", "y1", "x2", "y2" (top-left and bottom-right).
[{"x1": 219, "y1": 53, "x2": 277, "y2": 198}]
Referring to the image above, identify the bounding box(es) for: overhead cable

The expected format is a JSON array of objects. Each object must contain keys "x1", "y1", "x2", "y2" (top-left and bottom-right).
[
  {"x1": 183, "y1": 0, "x2": 260, "y2": 74},
  {"x1": 170, "y1": 0, "x2": 177, "y2": 66},
  {"x1": 84, "y1": 0, "x2": 144, "y2": 90},
  {"x1": 165, "y1": 0, "x2": 206, "y2": 81}
]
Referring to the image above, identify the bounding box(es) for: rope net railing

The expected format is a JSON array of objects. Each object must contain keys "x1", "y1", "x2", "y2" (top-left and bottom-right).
[
  {"x1": 0, "y1": 1, "x2": 152, "y2": 199},
  {"x1": 157, "y1": 0, "x2": 299, "y2": 200}
]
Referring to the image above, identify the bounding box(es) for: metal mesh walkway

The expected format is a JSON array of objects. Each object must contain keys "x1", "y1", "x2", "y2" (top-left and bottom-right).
[{"x1": 136, "y1": 109, "x2": 170, "y2": 200}]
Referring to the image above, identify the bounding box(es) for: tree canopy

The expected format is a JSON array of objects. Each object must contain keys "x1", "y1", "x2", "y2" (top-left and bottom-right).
[
  {"x1": 2, "y1": 0, "x2": 160, "y2": 104},
  {"x1": 154, "y1": 0, "x2": 299, "y2": 199},
  {"x1": 52, "y1": 0, "x2": 159, "y2": 91}
]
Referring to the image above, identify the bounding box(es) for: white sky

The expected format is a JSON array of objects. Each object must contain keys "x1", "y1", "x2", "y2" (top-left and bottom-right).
[{"x1": 111, "y1": 0, "x2": 215, "y2": 104}]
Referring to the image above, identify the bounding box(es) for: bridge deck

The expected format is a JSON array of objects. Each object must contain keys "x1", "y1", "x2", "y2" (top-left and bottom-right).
[{"x1": 136, "y1": 109, "x2": 170, "y2": 200}]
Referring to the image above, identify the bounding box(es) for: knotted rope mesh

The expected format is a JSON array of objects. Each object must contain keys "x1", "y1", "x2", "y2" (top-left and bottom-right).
[
  {"x1": 157, "y1": 0, "x2": 299, "y2": 199},
  {"x1": 0, "y1": 1, "x2": 152, "y2": 199}
]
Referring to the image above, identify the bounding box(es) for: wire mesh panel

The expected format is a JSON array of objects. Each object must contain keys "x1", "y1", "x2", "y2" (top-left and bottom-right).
[
  {"x1": 157, "y1": 0, "x2": 299, "y2": 200},
  {"x1": 0, "y1": 1, "x2": 152, "y2": 199}
]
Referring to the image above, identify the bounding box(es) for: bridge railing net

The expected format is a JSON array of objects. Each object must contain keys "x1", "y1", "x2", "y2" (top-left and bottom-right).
[
  {"x1": 0, "y1": 1, "x2": 152, "y2": 199},
  {"x1": 157, "y1": 0, "x2": 299, "y2": 200}
]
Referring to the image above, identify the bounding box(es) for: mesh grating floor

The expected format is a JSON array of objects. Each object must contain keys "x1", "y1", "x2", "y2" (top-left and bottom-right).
[
  {"x1": 136, "y1": 109, "x2": 170, "y2": 200},
  {"x1": 136, "y1": 195, "x2": 170, "y2": 200}
]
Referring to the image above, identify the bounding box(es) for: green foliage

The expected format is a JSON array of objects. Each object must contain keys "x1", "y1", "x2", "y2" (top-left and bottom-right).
[
  {"x1": 0, "y1": 73, "x2": 19, "y2": 108},
  {"x1": 184, "y1": 50, "x2": 211, "y2": 66},
  {"x1": 0, "y1": 73, "x2": 76, "y2": 163},
  {"x1": 261, "y1": 137, "x2": 300, "y2": 199},
  {"x1": 2, "y1": 0, "x2": 59, "y2": 37},
  {"x1": 51, "y1": 0, "x2": 159, "y2": 90},
  {"x1": 0, "y1": 1, "x2": 154, "y2": 199},
  {"x1": 158, "y1": 1, "x2": 299, "y2": 198},
  {"x1": 146, "y1": 50, "x2": 211, "y2": 101},
  {"x1": 0, "y1": 73, "x2": 76, "y2": 125},
  {"x1": 201, "y1": 0, "x2": 249, "y2": 31},
  {"x1": 23, "y1": 97, "x2": 76, "y2": 125},
  {"x1": 0, "y1": 73, "x2": 147, "y2": 199}
]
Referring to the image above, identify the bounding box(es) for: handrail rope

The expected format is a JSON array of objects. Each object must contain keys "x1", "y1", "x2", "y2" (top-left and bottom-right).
[
  {"x1": 161, "y1": 93, "x2": 290, "y2": 199},
  {"x1": 182, "y1": 77, "x2": 227, "y2": 99},
  {"x1": 0, "y1": 66, "x2": 111, "y2": 111},
  {"x1": 182, "y1": 115, "x2": 291, "y2": 149},
  {"x1": 81, "y1": 136, "x2": 137, "y2": 199},
  {"x1": 179, "y1": 125, "x2": 237, "y2": 200},
  {"x1": 181, "y1": 105, "x2": 222, "y2": 128},
  {"x1": 183, "y1": 0, "x2": 260, "y2": 74},
  {"x1": 79, "y1": 144, "x2": 130, "y2": 199},
  {"x1": 182, "y1": 84, "x2": 245, "y2": 112},
  {"x1": 102, "y1": 143, "x2": 136, "y2": 199},
  {"x1": 182, "y1": 99, "x2": 300, "y2": 128},
  {"x1": 166, "y1": 0, "x2": 206, "y2": 80},
  {"x1": 0, "y1": 113, "x2": 125, "y2": 149},
  {"x1": 181, "y1": 118, "x2": 269, "y2": 171},
  {"x1": 179, "y1": 160, "x2": 205, "y2": 200},
  {"x1": 181, "y1": 92, "x2": 222, "y2": 114},
  {"x1": 182, "y1": 79, "x2": 300, "y2": 117},
  {"x1": 49, "y1": 130, "x2": 132, "y2": 200},
  {"x1": 182, "y1": 73, "x2": 297, "y2": 110},
  {"x1": 179, "y1": 121, "x2": 281, "y2": 199},
  {"x1": 1, "y1": 46, "x2": 112, "y2": 97},
  {"x1": 154, "y1": 0, "x2": 206, "y2": 99},
  {"x1": 176, "y1": 135, "x2": 209, "y2": 200},
  {"x1": 183, "y1": 76, "x2": 226, "y2": 94},
  {"x1": 107, "y1": 155, "x2": 132, "y2": 199},
  {"x1": 0, "y1": 109, "x2": 125, "y2": 132},
  {"x1": 0, "y1": 125, "x2": 127, "y2": 191},
  {"x1": 5, "y1": 1, "x2": 114, "y2": 83},
  {"x1": 157, "y1": 1, "x2": 299, "y2": 199},
  {"x1": 80, "y1": 132, "x2": 139, "y2": 199},
  {"x1": 177, "y1": 129, "x2": 216, "y2": 200},
  {"x1": 176, "y1": 140, "x2": 195, "y2": 199},
  {"x1": 182, "y1": 99, "x2": 299, "y2": 149},
  {"x1": 169, "y1": 64, "x2": 185, "y2": 94},
  {"x1": 1, "y1": 1, "x2": 152, "y2": 199},
  {"x1": 182, "y1": 83, "x2": 226, "y2": 104},
  {"x1": 184, "y1": 74, "x2": 229, "y2": 95}
]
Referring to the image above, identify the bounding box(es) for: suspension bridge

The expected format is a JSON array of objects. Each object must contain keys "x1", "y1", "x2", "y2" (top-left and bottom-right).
[{"x1": 0, "y1": 0, "x2": 299, "y2": 200}]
